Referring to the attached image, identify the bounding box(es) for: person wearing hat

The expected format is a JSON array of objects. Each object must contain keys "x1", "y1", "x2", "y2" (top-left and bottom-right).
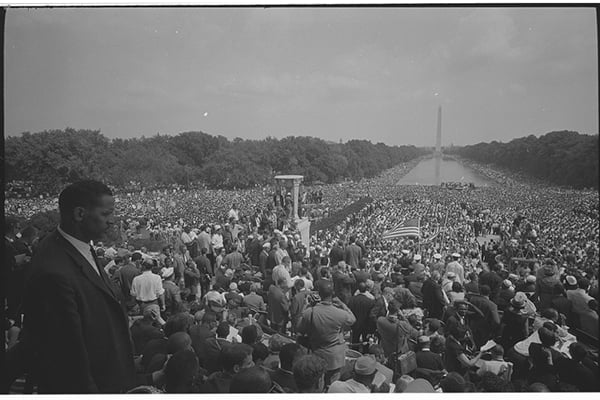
[
  {"x1": 410, "y1": 254, "x2": 425, "y2": 275},
  {"x1": 441, "y1": 271, "x2": 458, "y2": 294},
  {"x1": 131, "y1": 259, "x2": 166, "y2": 314},
  {"x1": 161, "y1": 267, "x2": 182, "y2": 317},
  {"x1": 446, "y1": 253, "x2": 464, "y2": 284},
  {"x1": 328, "y1": 355, "x2": 383, "y2": 393},
  {"x1": 496, "y1": 279, "x2": 516, "y2": 311},
  {"x1": 225, "y1": 282, "x2": 243, "y2": 310},
  {"x1": 429, "y1": 253, "x2": 445, "y2": 275}
]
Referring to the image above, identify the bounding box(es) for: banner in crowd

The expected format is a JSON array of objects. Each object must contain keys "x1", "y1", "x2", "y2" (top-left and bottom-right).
[{"x1": 382, "y1": 218, "x2": 420, "y2": 240}]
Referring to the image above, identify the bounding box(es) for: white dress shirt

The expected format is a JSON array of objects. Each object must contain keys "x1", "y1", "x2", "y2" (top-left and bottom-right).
[
  {"x1": 57, "y1": 225, "x2": 100, "y2": 276},
  {"x1": 130, "y1": 270, "x2": 164, "y2": 302}
]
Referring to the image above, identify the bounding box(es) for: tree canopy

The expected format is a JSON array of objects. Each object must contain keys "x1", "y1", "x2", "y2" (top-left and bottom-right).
[
  {"x1": 448, "y1": 131, "x2": 599, "y2": 189},
  {"x1": 5, "y1": 128, "x2": 426, "y2": 194}
]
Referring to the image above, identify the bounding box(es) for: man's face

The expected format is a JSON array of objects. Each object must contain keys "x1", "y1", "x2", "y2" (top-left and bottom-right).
[
  {"x1": 457, "y1": 305, "x2": 468, "y2": 316},
  {"x1": 81, "y1": 194, "x2": 115, "y2": 241},
  {"x1": 383, "y1": 291, "x2": 394, "y2": 302},
  {"x1": 240, "y1": 354, "x2": 254, "y2": 370}
]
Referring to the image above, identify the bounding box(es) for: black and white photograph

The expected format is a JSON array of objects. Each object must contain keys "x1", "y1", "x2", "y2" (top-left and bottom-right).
[{"x1": 2, "y1": 3, "x2": 599, "y2": 394}]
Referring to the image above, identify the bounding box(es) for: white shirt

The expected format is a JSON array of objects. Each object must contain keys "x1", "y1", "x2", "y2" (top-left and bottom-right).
[
  {"x1": 131, "y1": 270, "x2": 164, "y2": 301},
  {"x1": 57, "y1": 225, "x2": 100, "y2": 276},
  {"x1": 181, "y1": 231, "x2": 193, "y2": 245},
  {"x1": 211, "y1": 233, "x2": 224, "y2": 250},
  {"x1": 228, "y1": 208, "x2": 239, "y2": 221}
]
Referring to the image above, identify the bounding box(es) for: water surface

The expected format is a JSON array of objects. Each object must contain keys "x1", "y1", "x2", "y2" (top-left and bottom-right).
[{"x1": 397, "y1": 157, "x2": 494, "y2": 186}]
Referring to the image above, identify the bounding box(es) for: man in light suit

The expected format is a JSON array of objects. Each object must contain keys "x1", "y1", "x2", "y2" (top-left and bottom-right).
[{"x1": 23, "y1": 180, "x2": 135, "y2": 393}]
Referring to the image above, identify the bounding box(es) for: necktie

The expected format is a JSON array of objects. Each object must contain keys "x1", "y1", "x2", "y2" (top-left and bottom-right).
[
  {"x1": 90, "y1": 245, "x2": 112, "y2": 287},
  {"x1": 89, "y1": 245, "x2": 102, "y2": 276}
]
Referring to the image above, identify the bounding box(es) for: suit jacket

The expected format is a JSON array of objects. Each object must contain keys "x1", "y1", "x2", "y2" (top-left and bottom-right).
[
  {"x1": 23, "y1": 230, "x2": 135, "y2": 393},
  {"x1": 267, "y1": 285, "x2": 290, "y2": 325},
  {"x1": 468, "y1": 294, "x2": 500, "y2": 347},
  {"x1": 344, "y1": 244, "x2": 362, "y2": 269},
  {"x1": 421, "y1": 278, "x2": 446, "y2": 319},
  {"x1": 329, "y1": 245, "x2": 345, "y2": 266},
  {"x1": 347, "y1": 293, "x2": 375, "y2": 331}
]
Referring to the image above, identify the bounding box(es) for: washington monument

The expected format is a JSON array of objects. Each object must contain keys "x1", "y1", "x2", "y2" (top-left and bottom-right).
[
  {"x1": 435, "y1": 106, "x2": 442, "y2": 156},
  {"x1": 434, "y1": 106, "x2": 442, "y2": 185}
]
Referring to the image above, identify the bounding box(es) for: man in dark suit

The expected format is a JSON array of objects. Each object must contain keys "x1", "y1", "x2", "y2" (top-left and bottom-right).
[
  {"x1": 329, "y1": 240, "x2": 345, "y2": 267},
  {"x1": 422, "y1": 271, "x2": 448, "y2": 320},
  {"x1": 23, "y1": 180, "x2": 136, "y2": 393},
  {"x1": 344, "y1": 236, "x2": 362, "y2": 269},
  {"x1": 467, "y1": 285, "x2": 500, "y2": 347},
  {"x1": 347, "y1": 282, "x2": 375, "y2": 348}
]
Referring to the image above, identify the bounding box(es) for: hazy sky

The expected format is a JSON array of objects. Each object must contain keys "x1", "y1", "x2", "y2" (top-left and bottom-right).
[{"x1": 5, "y1": 7, "x2": 598, "y2": 146}]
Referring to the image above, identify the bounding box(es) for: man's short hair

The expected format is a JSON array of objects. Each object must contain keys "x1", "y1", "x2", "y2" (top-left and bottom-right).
[
  {"x1": 131, "y1": 252, "x2": 143, "y2": 262},
  {"x1": 357, "y1": 282, "x2": 368, "y2": 293},
  {"x1": 220, "y1": 343, "x2": 253, "y2": 372},
  {"x1": 279, "y1": 343, "x2": 305, "y2": 371},
  {"x1": 241, "y1": 325, "x2": 258, "y2": 344},
  {"x1": 58, "y1": 180, "x2": 112, "y2": 219},
  {"x1": 216, "y1": 321, "x2": 230, "y2": 338},
  {"x1": 293, "y1": 354, "x2": 327, "y2": 392},
  {"x1": 167, "y1": 332, "x2": 192, "y2": 354},
  {"x1": 230, "y1": 366, "x2": 272, "y2": 393},
  {"x1": 317, "y1": 280, "x2": 334, "y2": 299},
  {"x1": 164, "y1": 350, "x2": 199, "y2": 393},
  {"x1": 578, "y1": 277, "x2": 590, "y2": 290},
  {"x1": 538, "y1": 326, "x2": 557, "y2": 347},
  {"x1": 387, "y1": 299, "x2": 401, "y2": 315},
  {"x1": 568, "y1": 342, "x2": 587, "y2": 362},
  {"x1": 440, "y1": 372, "x2": 466, "y2": 392}
]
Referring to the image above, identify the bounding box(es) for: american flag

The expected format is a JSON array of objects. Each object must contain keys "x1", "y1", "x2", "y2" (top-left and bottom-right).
[{"x1": 382, "y1": 218, "x2": 421, "y2": 240}]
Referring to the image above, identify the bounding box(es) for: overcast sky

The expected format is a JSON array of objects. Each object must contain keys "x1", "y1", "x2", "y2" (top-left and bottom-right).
[{"x1": 4, "y1": 7, "x2": 598, "y2": 146}]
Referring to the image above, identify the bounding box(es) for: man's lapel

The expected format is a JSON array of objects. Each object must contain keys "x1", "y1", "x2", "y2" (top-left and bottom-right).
[{"x1": 54, "y1": 232, "x2": 118, "y2": 302}]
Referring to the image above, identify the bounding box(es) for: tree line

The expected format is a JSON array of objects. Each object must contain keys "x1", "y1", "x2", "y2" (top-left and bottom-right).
[
  {"x1": 5, "y1": 128, "x2": 426, "y2": 194},
  {"x1": 448, "y1": 131, "x2": 599, "y2": 189}
]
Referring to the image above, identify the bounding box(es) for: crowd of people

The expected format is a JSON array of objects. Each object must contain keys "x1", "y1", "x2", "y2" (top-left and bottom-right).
[{"x1": 3, "y1": 156, "x2": 599, "y2": 394}]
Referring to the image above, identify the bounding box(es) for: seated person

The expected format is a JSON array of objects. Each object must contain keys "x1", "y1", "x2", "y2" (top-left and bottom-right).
[
  {"x1": 556, "y1": 342, "x2": 599, "y2": 392},
  {"x1": 269, "y1": 343, "x2": 306, "y2": 392},
  {"x1": 292, "y1": 354, "x2": 327, "y2": 393},
  {"x1": 528, "y1": 326, "x2": 565, "y2": 391},
  {"x1": 444, "y1": 325, "x2": 484, "y2": 376},
  {"x1": 130, "y1": 304, "x2": 166, "y2": 355},
  {"x1": 476, "y1": 344, "x2": 512, "y2": 381},
  {"x1": 164, "y1": 350, "x2": 202, "y2": 393},
  {"x1": 199, "y1": 343, "x2": 254, "y2": 393},
  {"x1": 328, "y1": 356, "x2": 387, "y2": 393},
  {"x1": 230, "y1": 366, "x2": 274, "y2": 393}
]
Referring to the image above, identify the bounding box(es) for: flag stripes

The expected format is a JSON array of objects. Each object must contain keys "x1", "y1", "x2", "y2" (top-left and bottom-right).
[{"x1": 382, "y1": 218, "x2": 420, "y2": 240}]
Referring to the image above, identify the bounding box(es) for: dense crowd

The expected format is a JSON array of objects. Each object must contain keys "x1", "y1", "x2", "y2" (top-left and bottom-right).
[{"x1": 3, "y1": 157, "x2": 599, "y2": 394}]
